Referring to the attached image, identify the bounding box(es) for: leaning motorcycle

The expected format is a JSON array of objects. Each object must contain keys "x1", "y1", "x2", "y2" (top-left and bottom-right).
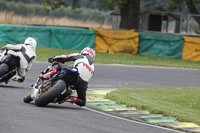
[
  {"x1": 23, "y1": 62, "x2": 79, "y2": 107},
  {"x1": 0, "y1": 47, "x2": 20, "y2": 84}
]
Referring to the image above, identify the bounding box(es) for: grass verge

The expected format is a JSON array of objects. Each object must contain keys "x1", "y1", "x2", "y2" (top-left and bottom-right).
[
  {"x1": 36, "y1": 47, "x2": 200, "y2": 69},
  {"x1": 105, "y1": 87, "x2": 200, "y2": 126}
]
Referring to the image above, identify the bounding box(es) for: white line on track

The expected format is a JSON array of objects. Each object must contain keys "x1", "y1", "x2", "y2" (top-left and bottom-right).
[
  {"x1": 83, "y1": 106, "x2": 185, "y2": 133},
  {"x1": 96, "y1": 63, "x2": 200, "y2": 71},
  {"x1": 89, "y1": 84, "x2": 115, "y2": 87},
  {"x1": 36, "y1": 62, "x2": 200, "y2": 71}
]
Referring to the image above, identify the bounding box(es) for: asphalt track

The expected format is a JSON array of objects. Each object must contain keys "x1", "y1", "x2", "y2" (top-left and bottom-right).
[{"x1": 1, "y1": 62, "x2": 200, "y2": 133}]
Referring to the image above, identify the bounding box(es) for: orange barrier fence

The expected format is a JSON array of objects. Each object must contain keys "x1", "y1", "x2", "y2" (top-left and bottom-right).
[
  {"x1": 90, "y1": 27, "x2": 139, "y2": 55},
  {"x1": 182, "y1": 36, "x2": 200, "y2": 61}
]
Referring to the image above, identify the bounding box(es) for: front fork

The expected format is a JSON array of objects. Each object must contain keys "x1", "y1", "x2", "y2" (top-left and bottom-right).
[{"x1": 30, "y1": 88, "x2": 39, "y2": 99}]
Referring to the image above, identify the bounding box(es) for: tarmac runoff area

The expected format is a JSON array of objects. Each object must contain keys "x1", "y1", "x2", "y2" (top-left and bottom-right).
[{"x1": 82, "y1": 89, "x2": 200, "y2": 133}]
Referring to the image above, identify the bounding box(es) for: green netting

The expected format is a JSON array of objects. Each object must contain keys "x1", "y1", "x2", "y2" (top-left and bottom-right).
[
  {"x1": 0, "y1": 25, "x2": 95, "y2": 50},
  {"x1": 139, "y1": 33, "x2": 184, "y2": 59},
  {"x1": 50, "y1": 26, "x2": 96, "y2": 50},
  {"x1": 0, "y1": 24, "x2": 50, "y2": 47}
]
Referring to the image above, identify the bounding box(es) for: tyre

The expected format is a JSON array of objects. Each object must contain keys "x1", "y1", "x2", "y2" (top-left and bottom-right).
[
  {"x1": 23, "y1": 92, "x2": 33, "y2": 103},
  {"x1": 35, "y1": 80, "x2": 66, "y2": 107},
  {"x1": 0, "y1": 63, "x2": 9, "y2": 77}
]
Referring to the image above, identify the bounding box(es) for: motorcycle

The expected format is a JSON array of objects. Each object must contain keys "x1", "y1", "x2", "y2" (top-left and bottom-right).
[
  {"x1": 0, "y1": 47, "x2": 20, "y2": 84},
  {"x1": 23, "y1": 62, "x2": 79, "y2": 107}
]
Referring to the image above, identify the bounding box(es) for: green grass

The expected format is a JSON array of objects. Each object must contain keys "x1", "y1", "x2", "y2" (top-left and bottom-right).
[
  {"x1": 36, "y1": 47, "x2": 200, "y2": 69},
  {"x1": 36, "y1": 47, "x2": 80, "y2": 61},
  {"x1": 105, "y1": 88, "x2": 200, "y2": 125}
]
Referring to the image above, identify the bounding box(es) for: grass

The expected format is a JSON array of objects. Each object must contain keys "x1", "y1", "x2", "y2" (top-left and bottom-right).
[
  {"x1": 36, "y1": 47, "x2": 80, "y2": 61},
  {"x1": 105, "y1": 88, "x2": 200, "y2": 126},
  {"x1": 36, "y1": 47, "x2": 200, "y2": 69}
]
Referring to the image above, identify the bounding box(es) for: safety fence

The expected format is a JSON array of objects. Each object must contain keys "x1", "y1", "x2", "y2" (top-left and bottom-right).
[
  {"x1": 0, "y1": 24, "x2": 95, "y2": 50},
  {"x1": 0, "y1": 24, "x2": 200, "y2": 61},
  {"x1": 90, "y1": 27, "x2": 139, "y2": 55},
  {"x1": 139, "y1": 33, "x2": 184, "y2": 59},
  {"x1": 92, "y1": 27, "x2": 200, "y2": 62}
]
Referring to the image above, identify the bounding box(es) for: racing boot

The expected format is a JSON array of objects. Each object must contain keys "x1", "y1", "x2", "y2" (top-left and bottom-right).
[
  {"x1": 57, "y1": 89, "x2": 73, "y2": 104},
  {"x1": 64, "y1": 96, "x2": 78, "y2": 103},
  {"x1": 58, "y1": 96, "x2": 77, "y2": 104},
  {"x1": 40, "y1": 67, "x2": 58, "y2": 80}
]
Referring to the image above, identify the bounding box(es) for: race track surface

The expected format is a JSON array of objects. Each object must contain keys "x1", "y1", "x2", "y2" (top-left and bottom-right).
[{"x1": 1, "y1": 62, "x2": 199, "y2": 133}]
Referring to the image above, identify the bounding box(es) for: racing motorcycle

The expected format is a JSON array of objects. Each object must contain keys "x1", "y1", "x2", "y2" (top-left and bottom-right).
[
  {"x1": 23, "y1": 62, "x2": 79, "y2": 107},
  {"x1": 0, "y1": 47, "x2": 20, "y2": 84}
]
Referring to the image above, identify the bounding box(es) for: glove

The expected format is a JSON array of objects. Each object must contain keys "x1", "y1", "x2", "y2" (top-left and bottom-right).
[
  {"x1": 48, "y1": 56, "x2": 55, "y2": 63},
  {"x1": 1, "y1": 47, "x2": 8, "y2": 55}
]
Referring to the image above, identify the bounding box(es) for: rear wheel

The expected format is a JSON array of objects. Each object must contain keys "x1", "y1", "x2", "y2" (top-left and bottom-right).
[
  {"x1": 0, "y1": 63, "x2": 10, "y2": 83},
  {"x1": 0, "y1": 63, "x2": 9, "y2": 77},
  {"x1": 35, "y1": 80, "x2": 66, "y2": 107}
]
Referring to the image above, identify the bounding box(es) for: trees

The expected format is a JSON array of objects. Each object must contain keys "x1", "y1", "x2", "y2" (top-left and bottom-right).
[
  {"x1": 42, "y1": 0, "x2": 140, "y2": 29},
  {"x1": 169, "y1": 0, "x2": 200, "y2": 26},
  {"x1": 119, "y1": 0, "x2": 140, "y2": 30},
  {"x1": 97, "y1": 0, "x2": 140, "y2": 30},
  {"x1": 99, "y1": 0, "x2": 200, "y2": 30},
  {"x1": 42, "y1": 0, "x2": 200, "y2": 30}
]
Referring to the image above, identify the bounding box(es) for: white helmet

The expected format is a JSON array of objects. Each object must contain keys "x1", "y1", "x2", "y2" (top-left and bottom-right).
[
  {"x1": 24, "y1": 37, "x2": 37, "y2": 49},
  {"x1": 81, "y1": 47, "x2": 95, "y2": 59}
]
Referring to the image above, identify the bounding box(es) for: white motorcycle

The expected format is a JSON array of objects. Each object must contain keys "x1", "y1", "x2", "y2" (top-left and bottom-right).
[{"x1": 23, "y1": 62, "x2": 78, "y2": 107}]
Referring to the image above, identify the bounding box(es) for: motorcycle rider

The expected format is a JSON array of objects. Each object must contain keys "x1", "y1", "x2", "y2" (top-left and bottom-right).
[
  {"x1": 2, "y1": 37, "x2": 37, "y2": 83},
  {"x1": 41, "y1": 47, "x2": 95, "y2": 106}
]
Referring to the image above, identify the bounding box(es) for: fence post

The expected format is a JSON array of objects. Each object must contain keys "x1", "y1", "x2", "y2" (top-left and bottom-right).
[{"x1": 186, "y1": 14, "x2": 190, "y2": 33}]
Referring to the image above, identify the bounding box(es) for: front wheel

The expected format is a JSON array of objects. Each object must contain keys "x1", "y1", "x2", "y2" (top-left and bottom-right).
[
  {"x1": 35, "y1": 80, "x2": 66, "y2": 107},
  {"x1": 23, "y1": 92, "x2": 33, "y2": 103}
]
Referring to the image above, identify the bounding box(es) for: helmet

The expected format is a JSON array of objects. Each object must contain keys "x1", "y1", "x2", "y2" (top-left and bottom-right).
[
  {"x1": 24, "y1": 37, "x2": 37, "y2": 49},
  {"x1": 81, "y1": 47, "x2": 95, "y2": 59}
]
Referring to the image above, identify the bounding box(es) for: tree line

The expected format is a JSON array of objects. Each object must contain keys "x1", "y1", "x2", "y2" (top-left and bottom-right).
[
  {"x1": 0, "y1": 0, "x2": 112, "y2": 23},
  {"x1": 3, "y1": 0, "x2": 200, "y2": 30},
  {"x1": 43, "y1": 0, "x2": 200, "y2": 30}
]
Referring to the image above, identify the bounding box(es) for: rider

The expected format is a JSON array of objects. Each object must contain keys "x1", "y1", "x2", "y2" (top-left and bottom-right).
[
  {"x1": 41, "y1": 47, "x2": 95, "y2": 106},
  {"x1": 3, "y1": 37, "x2": 37, "y2": 83}
]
